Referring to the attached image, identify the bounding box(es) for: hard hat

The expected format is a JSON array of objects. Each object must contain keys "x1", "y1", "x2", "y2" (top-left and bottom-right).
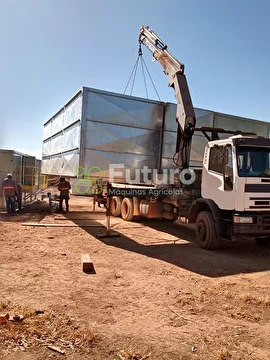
[{"x1": 7, "y1": 173, "x2": 12, "y2": 178}]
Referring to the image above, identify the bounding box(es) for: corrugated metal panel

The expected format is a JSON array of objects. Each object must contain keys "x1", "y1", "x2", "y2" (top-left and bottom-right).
[
  {"x1": 42, "y1": 122, "x2": 80, "y2": 157},
  {"x1": 161, "y1": 132, "x2": 208, "y2": 168},
  {"x1": 83, "y1": 88, "x2": 163, "y2": 130},
  {"x1": 41, "y1": 150, "x2": 80, "y2": 177},
  {"x1": 214, "y1": 113, "x2": 269, "y2": 138},
  {"x1": 83, "y1": 149, "x2": 158, "y2": 182},
  {"x1": 63, "y1": 93, "x2": 82, "y2": 129},
  {"x1": 41, "y1": 158, "x2": 53, "y2": 175},
  {"x1": 43, "y1": 121, "x2": 52, "y2": 140},
  {"x1": 41, "y1": 91, "x2": 82, "y2": 174},
  {"x1": 163, "y1": 103, "x2": 177, "y2": 132},
  {"x1": 51, "y1": 111, "x2": 65, "y2": 136},
  {"x1": 43, "y1": 91, "x2": 82, "y2": 141},
  {"x1": 42, "y1": 140, "x2": 51, "y2": 157},
  {"x1": 84, "y1": 122, "x2": 160, "y2": 156},
  {"x1": 161, "y1": 105, "x2": 215, "y2": 169},
  {"x1": 49, "y1": 134, "x2": 63, "y2": 155},
  {"x1": 62, "y1": 123, "x2": 81, "y2": 152},
  {"x1": 164, "y1": 103, "x2": 214, "y2": 131}
]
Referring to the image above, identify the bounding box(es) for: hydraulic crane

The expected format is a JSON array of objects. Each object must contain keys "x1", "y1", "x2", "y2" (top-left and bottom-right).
[
  {"x1": 138, "y1": 26, "x2": 257, "y2": 169},
  {"x1": 139, "y1": 25, "x2": 196, "y2": 169}
]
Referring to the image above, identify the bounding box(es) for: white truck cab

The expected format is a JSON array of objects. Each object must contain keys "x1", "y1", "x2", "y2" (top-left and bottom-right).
[{"x1": 192, "y1": 135, "x2": 270, "y2": 247}]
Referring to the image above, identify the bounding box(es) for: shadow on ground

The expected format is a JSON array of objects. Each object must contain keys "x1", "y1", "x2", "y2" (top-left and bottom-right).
[
  {"x1": 0, "y1": 200, "x2": 50, "y2": 223},
  {"x1": 59, "y1": 211, "x2": 270, "y2": 278}
]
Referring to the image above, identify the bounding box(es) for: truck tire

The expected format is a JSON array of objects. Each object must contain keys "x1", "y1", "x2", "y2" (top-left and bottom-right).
[
  {"x1": 110, "y1": 196, "x2": 121, "y2": 217},
  {"x1": 195, "y1": 211, "x2": 219, "y2": 250},
  {"x1": 121, "y1": 198, "x2": 134, "y2": 221},
  {"x1": 139, "y1": 199, "x2": 147, "y2": 217}
]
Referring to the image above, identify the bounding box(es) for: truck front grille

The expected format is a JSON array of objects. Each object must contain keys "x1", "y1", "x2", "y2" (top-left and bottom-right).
[{"x1": 249, "y1": 197, "x2": 270, "y2": 209}]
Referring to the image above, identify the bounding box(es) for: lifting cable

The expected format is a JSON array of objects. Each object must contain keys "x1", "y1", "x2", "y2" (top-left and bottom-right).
[
  {"x1": 123, "y1": 56, "x2": 139, "y2": 96},
  {"x1": 123, "y1": 42, "x2": 161, "y2": 101}
]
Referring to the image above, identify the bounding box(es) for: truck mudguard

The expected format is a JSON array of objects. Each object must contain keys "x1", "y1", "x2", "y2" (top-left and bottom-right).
[{"x1": 188, "y1": 198, "x2": 222, "y2": 224}]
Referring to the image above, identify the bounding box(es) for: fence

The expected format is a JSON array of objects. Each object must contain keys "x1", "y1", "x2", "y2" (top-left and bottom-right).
[
  {"x1": 0, "y1": 166, "x2": 48, "y2": 210},
  {"x1": 20, "y1": 166, "x2": 48, "y2": 203}
]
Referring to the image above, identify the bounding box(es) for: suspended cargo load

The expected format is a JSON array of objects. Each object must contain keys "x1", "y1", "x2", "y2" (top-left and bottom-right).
[{"x1": 41, "y1": 86, "x2": 270, "y2": 181}]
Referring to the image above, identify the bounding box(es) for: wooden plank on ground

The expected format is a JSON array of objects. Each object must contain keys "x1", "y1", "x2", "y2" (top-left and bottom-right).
[
  {"x1": 81, "y1": 253, "x2": 95, "y2": 273},
  {"x1": 21, "y1": 223, "x2": 104, "y2": 227}
]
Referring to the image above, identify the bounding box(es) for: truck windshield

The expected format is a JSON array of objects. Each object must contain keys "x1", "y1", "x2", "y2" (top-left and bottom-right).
[{"x1": 236, "y1": 147, "x2": 270, "y2": 177}]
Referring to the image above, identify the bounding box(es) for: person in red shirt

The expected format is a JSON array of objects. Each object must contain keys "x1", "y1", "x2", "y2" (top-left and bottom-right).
[{"x1": 0, "y1": 173, "x2": 19, "y2": 214}]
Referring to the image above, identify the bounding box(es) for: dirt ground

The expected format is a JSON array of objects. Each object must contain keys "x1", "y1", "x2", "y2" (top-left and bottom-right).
[{"x1": 1, "y1": 193, "x2": 270, "y2": 360}]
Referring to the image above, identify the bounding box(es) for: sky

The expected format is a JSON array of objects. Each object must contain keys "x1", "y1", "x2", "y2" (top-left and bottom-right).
[{"x1": 0, "y1": 0, "x2": 270, "y2": 159}]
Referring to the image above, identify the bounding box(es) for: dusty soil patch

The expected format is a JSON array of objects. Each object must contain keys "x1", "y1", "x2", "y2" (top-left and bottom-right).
[
  {"x1": 1, "y1": 195, "x2": 270, "y2": 359},
  {"x1": 0, "y1": 301, "x2": 95, "y2": 352}
]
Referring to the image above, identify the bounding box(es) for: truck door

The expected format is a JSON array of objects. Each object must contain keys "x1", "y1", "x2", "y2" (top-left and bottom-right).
[{"x1": 202, "y1": 144, "x2": 235, "y2": 210}]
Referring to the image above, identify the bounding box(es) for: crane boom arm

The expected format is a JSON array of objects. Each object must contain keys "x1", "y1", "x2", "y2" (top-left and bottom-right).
[{"x1": 139, "y1": 26, "x2": 196, "y2": 168}]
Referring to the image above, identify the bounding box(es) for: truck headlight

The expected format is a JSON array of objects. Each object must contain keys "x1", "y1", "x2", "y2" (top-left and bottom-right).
[{"x1": 233, "y1": 216, "x2": 253, "y2": 224}]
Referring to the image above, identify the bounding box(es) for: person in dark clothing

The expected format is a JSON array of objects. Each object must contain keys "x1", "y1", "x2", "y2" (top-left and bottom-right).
[
  {"x1": 58, "y1": 177, "x2": 71, "y2": 212},
  {"x1": 0, "y1": 173, "x2": 19, "y2": 214}
]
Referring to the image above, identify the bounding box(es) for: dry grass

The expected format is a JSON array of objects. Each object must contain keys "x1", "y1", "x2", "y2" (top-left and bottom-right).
[
  {"x1": 224, "y1": 306, "x2": 262, "y2": 322},
  {"x1": 175, "y1": 283, "x2": 270, "y2": 323},
  {"x1": 238, "y1": 293, "x2": 270, "y2": 307},
  {"x1": 215, "y1": 348, "x2": 232, "y2": 360},
  {"x1": 194, "y1": 329, "x2": 260, "y2": 360},
  {"x1": 0, "y1": 302, "x2": 95, "y2": 353},
  {"x1": 116, "y1": 348, "x2": 151, "y2": 360}
]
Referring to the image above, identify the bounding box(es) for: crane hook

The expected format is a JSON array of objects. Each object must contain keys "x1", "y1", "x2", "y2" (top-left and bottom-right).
[{"x1": 138, "y1": 41, "x2": 143, "y2": 56}]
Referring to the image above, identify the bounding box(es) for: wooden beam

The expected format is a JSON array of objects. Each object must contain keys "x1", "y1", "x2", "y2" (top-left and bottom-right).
[
  {"x1": 81, "y1": 253, "x2": 95, "y2": 273},
  {"x1": 21, "y1": 223, "x2": 104, "y2": 227}
]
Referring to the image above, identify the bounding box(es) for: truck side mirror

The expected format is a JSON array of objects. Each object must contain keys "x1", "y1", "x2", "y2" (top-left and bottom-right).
[{"x1": 223, "y1": 147, "x2": 229, "y2": 165}]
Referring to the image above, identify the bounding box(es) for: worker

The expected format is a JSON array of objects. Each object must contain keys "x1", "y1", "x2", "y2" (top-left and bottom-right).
[
  {"x1": 58, "y1": 177, "x2": 71, "y2": 212},
  {"x1": 16, "y1": 183, "x2": 23, "y2": 212},
  {"x1": 0, "y1": 173, "x2": 19, "y2": 214}
]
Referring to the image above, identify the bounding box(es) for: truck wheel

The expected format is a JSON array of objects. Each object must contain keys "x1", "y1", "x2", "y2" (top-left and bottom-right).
[
  {"x1": 121, "y1": 198, "x2": 134, "y2": 221},
  {"x1": 110, "y1": 196, "x2": 121, "y2": 217},
  {"x1": 195, "y1": 211, "x2": 219, "y2": 250}
]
